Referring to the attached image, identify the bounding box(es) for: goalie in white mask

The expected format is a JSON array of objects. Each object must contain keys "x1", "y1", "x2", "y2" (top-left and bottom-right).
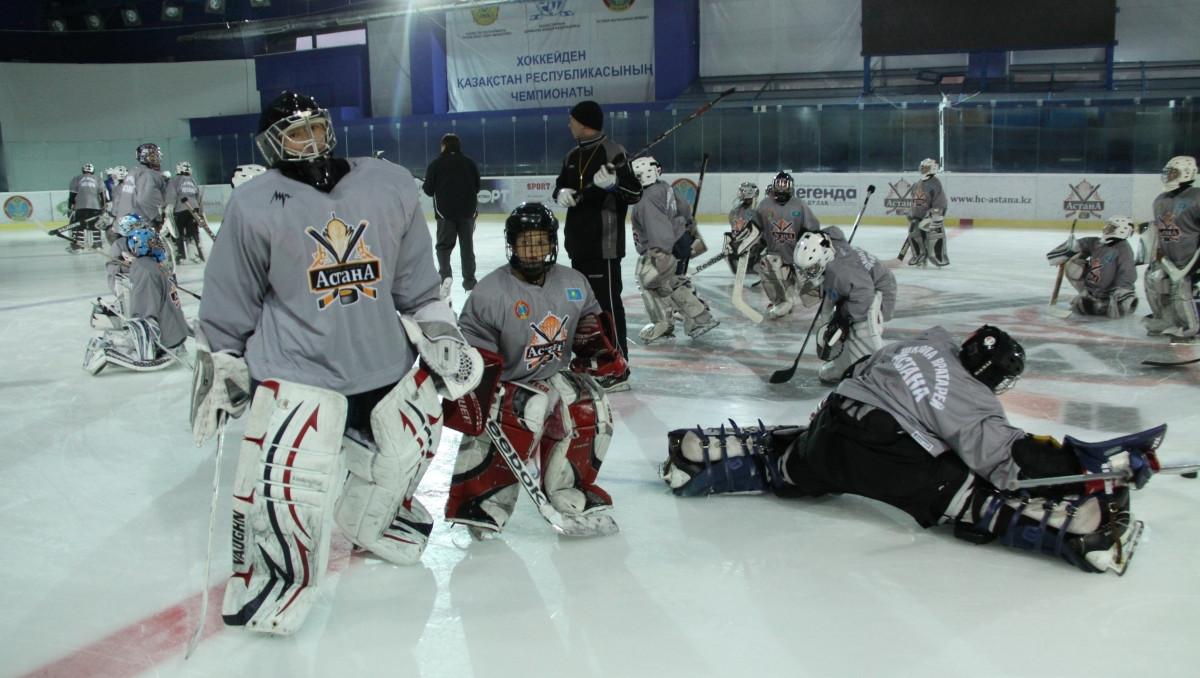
[
  {"x1": 628, "y1": 156, "x2": 720, "y2": 343},
  {"x1": 190, "y1": 91, "x2": 483, "y2": 636},
  {"x1": 905, "y1": 158, "x2": 949, "y2": 267},
  {"x1": 1046, "y1": 216, "x2": 1139, "y2": 318},
  {"x1": 1143, "y1": 156, "x2": 1200, "y2": 342}
]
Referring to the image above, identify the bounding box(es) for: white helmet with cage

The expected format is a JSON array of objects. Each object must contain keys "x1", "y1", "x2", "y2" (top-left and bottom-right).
[
  {"x1": 793, "y1": 231, "x2": 836, "y2": 280},
  {"x1": 1102, "y1": 216, "x2": 1135, "y2": 244},
  {"x1": 630, "y1": 156, "x2": 662, "y2": 188},
  {"x1": 175, "y1": 161, "x2": 191, "y2": 175},
  {"x1": 733, "y1": 181, "x2": 759, "y2": 207},
  {"x1": 920, "y1": 158, "x2": 940, "y2": 177},
  {"x1": 1162, "y1": 156, "x2": 1197, "y2": 192}
]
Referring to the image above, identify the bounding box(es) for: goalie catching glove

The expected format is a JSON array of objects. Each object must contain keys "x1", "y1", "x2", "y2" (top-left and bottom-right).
[
  {"x1": 400, "y1": 305, "x2": 484, "y2": 400},
  {"x1": 190, "y1": 325, "x2": 251, "y2": 446}
]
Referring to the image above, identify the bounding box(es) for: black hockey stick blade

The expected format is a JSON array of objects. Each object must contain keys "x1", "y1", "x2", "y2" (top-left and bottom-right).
[
  {"x1": 769, "y1": 298, "x2": 824, "y2": 383},
  {"x1": 1142, "y1": 357, "x2": 1200, "y2": 367}
]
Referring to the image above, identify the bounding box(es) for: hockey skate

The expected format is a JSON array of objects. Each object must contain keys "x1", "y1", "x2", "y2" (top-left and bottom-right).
[
  {"x1": 684, "y1": 314, "x2": 719, "y2": 338},
  {"x1": 639, "y1": 321, "x2": 675, "y2": 344},
  {"x1": 766, "y1": 299, "x2": 794, "y2": 319}
]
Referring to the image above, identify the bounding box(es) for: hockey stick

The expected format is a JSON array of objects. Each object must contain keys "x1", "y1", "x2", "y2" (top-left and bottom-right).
[
  {"x1": 48, "y1": 230, "x2": 203, "y2": 300},
  {"x1": 1142, "y1": 357, "x2": 1200, "y2": 367},
  {"x1": 185, "y1": 413, "x2": 229, "y2": 659},
  {"x1": 686, "y1": 154, "x2": 710, "y2": 259},
  {"x1": 691, "y1": 251, "x2": 726, "y2": 275},
  {"x1": 1047, "y1": 220, "x2": 1078, "y2": 318},
  {"x1": 769, "y1": 186, "x2": 875, "y2": 384},
  {"x1": 730, "y1": 253, "x2": 763, "y2": 323},
  {"x1": 1006, "y1": 462, "x2": 1200, "y2": 491},
  {"x1": 181, "y1": 198, "x2": 217, "y2": 243},
  {"x1": 896, "y1": 233, "x2": 911, "y2": 261},
  {"x1": 691, "y1": 153, "x2": 709, "y2": 216},
  {"x1": 47, "y1": 213, "x2": 104, "y2": 238},
  {"x1": 484, "y1": 417, "x2": 619, "y2": 537}
]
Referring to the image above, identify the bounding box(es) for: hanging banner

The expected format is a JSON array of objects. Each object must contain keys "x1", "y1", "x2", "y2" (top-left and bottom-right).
[{"x1": 447, "y1": 0, "x2": 655, "y2": 113}]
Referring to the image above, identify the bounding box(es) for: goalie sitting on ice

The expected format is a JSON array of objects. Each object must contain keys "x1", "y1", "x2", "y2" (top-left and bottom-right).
[
  {"x1": 84, "y1": 224, "x2": 188, "y2": 374},
  {"x1": 661, "y1": 325, "x2": 1164, "y2": 576},
  {"x1": 1045, "y1": 215, "x2": 1138, "y2": 318},
  {"x1": 443, "y1": 202, "x2": 627, "y2": 537},
  {"x1": 628, "y1": 156, "x2": 719, "y2": 343}
]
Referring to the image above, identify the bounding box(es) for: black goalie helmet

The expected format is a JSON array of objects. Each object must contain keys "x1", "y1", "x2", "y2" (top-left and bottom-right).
[
  {"x1": 256, "y1": 91, "x2": 342, "y2": 190},
  {"x1": 505, "y1": 202, "x2": 559, "y2": 279},
  {"x1": 771, "y1": 171, "x2": 794, "y2": 204},
  {"x1": 960, "y1": 325, "x2": 1025, "y2": 394}
]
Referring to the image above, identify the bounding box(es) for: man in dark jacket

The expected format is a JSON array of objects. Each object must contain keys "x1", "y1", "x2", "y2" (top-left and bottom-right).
[
  {"x1": 552, "y1": 100, "x2": 642, "y2": 391},
  {"x1": 424, "y1": 133, "x2": 482, "y2": 290}
]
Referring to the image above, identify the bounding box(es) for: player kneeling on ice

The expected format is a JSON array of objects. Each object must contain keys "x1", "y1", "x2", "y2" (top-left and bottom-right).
[
  {"x1": 753, "y1": 172, "x2": 821, "y2": 319},
  {"x1": 189, "y1": 91, "x2": 484, "y2": 636},
  {"x1": 662, "y1": 325, "x2": 1166, "y2": 575},
  {"x1": 84, "y1": 226, "x2": 188, "y2": 374},
  {"x1": 794, "y1": 228, "x2": 896, "y2": 384},
  {"x1": 629, "y1": 156, "x2": 719, "y2": 343},
  {"x1": 442, "y1": 203, "x2": 625, "y2": 538},
  {"x1": 1046, "y1": 216, "x2": 1139, "y2": 318}
]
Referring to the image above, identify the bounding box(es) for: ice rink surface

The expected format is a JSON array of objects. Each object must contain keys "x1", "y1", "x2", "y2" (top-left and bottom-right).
[{"x1": 2, "y1": 216, "x2": 1198, "y2": 678}]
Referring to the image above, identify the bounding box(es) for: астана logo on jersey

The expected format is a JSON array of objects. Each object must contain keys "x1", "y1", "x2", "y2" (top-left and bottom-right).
[
  {"x1": 526, "y1": 311, "x2": 570, "y2": 369},
  {"x1": 306, "y1": 213, "x2": 381, "y2": 309},
  {"x1": 1063, "y1": 180, "x2": 1105, "y2": 220}
]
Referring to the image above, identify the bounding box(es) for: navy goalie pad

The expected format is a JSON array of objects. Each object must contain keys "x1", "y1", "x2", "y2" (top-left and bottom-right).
[
  {"x1": 1065, "y1": 423, "x2": 1166, "y2": 490},
  {"x1": 442, "y1": 347, "x2": 503, "y2": 436},
  {"x1": 661, "y1": 420, "x2": 803, "y2": 497}
]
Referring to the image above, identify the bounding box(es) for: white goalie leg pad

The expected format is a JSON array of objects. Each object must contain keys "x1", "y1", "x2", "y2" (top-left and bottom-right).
[
  {"x1": 819, "y1": 293, "x2": 884, "y2": 383},
  {"x1": 636, "y1": 249, "x2": 678, "y2": 291},
  {"x1": 1063, "y1": 256, "x2": 1087, "y2": 293},
  {"x1": 1167, "y1": 273, "x2": 1200, "y2": 337},
  {"x1": 757, "y1": 255, "x2": 791, "y2": 305},
  {"x1": 1142, "y1": 266, "x2": 1172, "y2": 332},
  {"x1": 401, "y1": 303, "x2": 483, "y2": 400},
  {"x1": 335, "y1": 366, "x2": 443, "y2": 566},
  {"x1": 222, "y1": 379, "x2": 347, "y2": 636},
  {"x1": 669, "y1": 281, "x2": 720, "y2": 337},
  {"x1": 542, "y1": 372, "x2": 614, "y2": 516},
  {"x1": 126, "y1": 317, "x2": 161, "y2": 361}
]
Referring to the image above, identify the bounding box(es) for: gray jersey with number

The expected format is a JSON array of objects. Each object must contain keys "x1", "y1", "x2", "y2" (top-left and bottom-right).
[
  {"x1": 111, "y1": 165, "x2": 165, "y2": 221},
  {"x1": 198, "y1": 158, "x2": 442, "y2": 395},
  {"x1": 824, "y1": 225, "x2": 897, "y2": 321},
  {"x1": 834, "y1": 326, "x2": 1026, "y2": 489},
  {"x1": 165, "y1": 175, "x2": 203, "y2": 215},
  {"x1": 1151, "y1": 185, "x2": 1200, "y2": 270},
  {"x1": 457, "y1": 264, "x2": 600, "y2": 384},
  {"x1": 127, "y1": 256, "x2": 189, "y2": 349},
  {"x1": 908, "y1": 175, "x2": 947, "y2": 220},
  {"x1": 754, "y1": 195, "x2": 820, "y2": 265},
  {"x1": 1075, "y1": 236, "x2": 1136, "y2": 298},
  {"x1": 631, "y1": 180, "x2": 692, "y2": 254},
  {"x1": 69, "y1": 173, "x2": 106, "y2": 211}
]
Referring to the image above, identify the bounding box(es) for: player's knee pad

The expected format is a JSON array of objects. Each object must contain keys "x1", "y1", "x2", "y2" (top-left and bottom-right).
[
  {"x1": 661, "y1": 420, "x2": 805, "y2": 497},
  {"x1": 636, "y1": 249, "x2": 677, "y2": 291},
  {"x1": 541, "y1": 372, "x2": 614, "y2": 515},
  {"x1": 927, "y1": 229, "x2": 949, "y2": 266},
  {"x1": 334, "y1": 366, "x2": 443, "y2": 566},
  {"x1": 223, "y1": 379, "x2": 347, "y2": 635},
  {"x1": 445, "y1": 433, "x2": 520, "y2": 533}
]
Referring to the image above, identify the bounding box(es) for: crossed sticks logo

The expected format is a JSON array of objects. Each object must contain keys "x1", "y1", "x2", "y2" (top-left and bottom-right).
[
  {"x1": 1063, "y1": 180, "x2": 1105, "y2": 220},
  {"x1": 305, "y1": 213, "x2": 381, "y2": 309}
]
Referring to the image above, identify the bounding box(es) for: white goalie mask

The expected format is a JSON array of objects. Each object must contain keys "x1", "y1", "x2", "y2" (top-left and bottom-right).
[
  {"x1": 1162, "y1": 156, "x2": 1197, "y2": 191},
  {"x1": 631, "y1": 156, "x2": 661, "y2": 188},
  {"x1": 1102, "y1": 216, "x2": 1134, "y2": 244},
  {"x1": 231, "y1": 164, "x2": 267, "y2": 188},
  {"x1": 919, "y1": 158, "x2": 939, "y2": 177},
  {"x1": 733, "y1": 182, "x2": 759, "y2": 207},
  {"x1": 176, "y1": 161, "x2": 191, "y2": 175},
  {"x1": 793, "y1": 231, "x2": 836, "y2": 280}
]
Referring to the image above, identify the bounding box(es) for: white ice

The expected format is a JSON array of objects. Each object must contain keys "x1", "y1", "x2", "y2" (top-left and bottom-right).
[{"x1": 1, "y1": 217, "x2": 1198, "y2": 678}]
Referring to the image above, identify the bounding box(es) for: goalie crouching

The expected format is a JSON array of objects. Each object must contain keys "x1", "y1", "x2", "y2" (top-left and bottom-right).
[
  {"x1": 662, "y1": 325, "x2": 1163, "y2": 575},
  {"x1": 442, "y1": 202, "x2": 626, "y2": 538}
]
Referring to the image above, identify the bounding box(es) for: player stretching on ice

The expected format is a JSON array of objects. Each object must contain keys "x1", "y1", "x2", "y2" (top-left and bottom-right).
[
  {"x1": 1046, "y1": 215, "x2": 1138, "y2": 318},
  {"x1": 905, "y1": 158, "x2": 949, "y2": 267},
  {"x1": 190, "y1": 91, "x2": 483, "y2": 635},
  {"x1": 662, "y1": 325, "x2": 1159, "y2": 575},
  {"x1": 1143, "y1": 156, "x2": 1200, "y2": 342},
  {"x1": 443, "y1": 203, "x2": 626, "y2": 538},
  {"x1": 752, "y1": 171, "x2": 820, "y2": 319},
  {"x1": 629, "y1": 156, "x2": 719, "y2": 343},
  {"x1": 793, "y1": 227, "x2": 896, "y2": 383}
]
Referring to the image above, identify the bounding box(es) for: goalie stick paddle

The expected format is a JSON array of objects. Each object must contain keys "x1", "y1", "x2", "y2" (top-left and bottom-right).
[
  {"x1": 1046, "y1": 219, "x2": 1077, "y2": 318},
  {"x1": 769, "y1": 185, "x2": 875, "y2": 384},
  {"x1": 484, "y1": 418, "x2": 619, "y2": 538},
  {"x1": 185, "y1": 413, "x2": 231, "y2": 659},
  {"x1": 1006, "y1": 461, "x2": 1200, "y2": 491}
]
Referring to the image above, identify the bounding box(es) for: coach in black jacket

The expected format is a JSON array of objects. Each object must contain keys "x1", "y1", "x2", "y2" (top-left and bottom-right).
[{"x1": 424, "y1": 133, "x2": 482, "y2": 290}]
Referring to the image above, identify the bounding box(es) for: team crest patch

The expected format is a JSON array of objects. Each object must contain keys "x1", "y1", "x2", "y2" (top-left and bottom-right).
[
  {"x1": 566, "y1": 288, "x2": 583, "y2": 301},
  {"x1": 514, "y1": 300, "x2": 531, "y2": 319},
  {"x1": 525, "y1": 311, "x2": 570, "y2": 369},
  {"x1": 305, "y1": 213, "x2": 381, "y2": 309}
]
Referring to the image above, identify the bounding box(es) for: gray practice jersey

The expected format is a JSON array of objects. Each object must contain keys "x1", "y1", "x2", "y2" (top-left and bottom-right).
[
  {"x1": 69, "y1": 173, "x2": 106, "y2": 211},
  {"x1": 908, "y1": 175, "x2": 947, "y2": 221},
  {"x1": 1151, "y1": 185, "x2": 1200, "y2": 270},
  {"x1": 111, "y1": 165, "x2": 166, "y2": 221},
  {"x1": 457, "y1": 264, "x2": 601, "y2": 384},
  {"x1": 1074, "y1": 236, "x2": 1136, "y2": 298},
  {"x1": 199, "y1": 158, "x2": 442, "y2": 394},
  {"x1": 631, "y1": 180, "x2": 692, "y2": 254},
  {"x1": 754, "y1": 195, "x2": 820, "y2": 265},
  {"x1": 127, "y1": 256, "x2": 188, "y2": 349},
  {"x1": 835, "y1": 326, "x2": 1027, "y2": 489},
  {"x1": 824, "y1": 225, "x2": 897, "y2": 321},
  {"x1": 165, "y1": 174, "x2": 203, "y2": 215},
  {"x1": 728, "y1": 204, "x2": 755, "y2": 234}
]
